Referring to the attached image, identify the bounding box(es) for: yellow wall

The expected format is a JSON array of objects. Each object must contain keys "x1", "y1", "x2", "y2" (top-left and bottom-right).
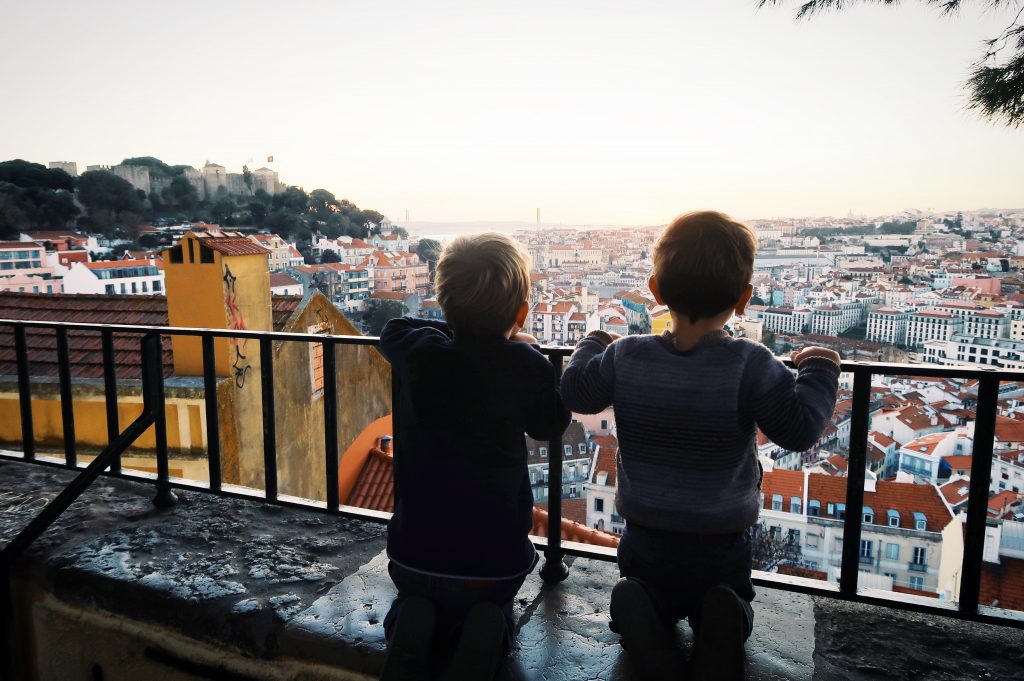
[
  {"x1": 651, "y1": 312, "x2": 673, "y2": 335},
  {"x1": 0, "y1": 393, "x2": 205, "y2": 455},
  {"x1": 165, "y1": 234, "x2": 272, "y2": 377}
]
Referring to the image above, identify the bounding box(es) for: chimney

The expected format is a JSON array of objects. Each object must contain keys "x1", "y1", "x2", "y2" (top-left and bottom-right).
[
  {"x1": 930, "y1": 415, "x2": 938, "y2": 426},
  {"x1": 380, "y1": 435, "x2": 393, "y2": 453},
  {"x1": 163, "y1": 231, "x2": 272, "y2": 377}
]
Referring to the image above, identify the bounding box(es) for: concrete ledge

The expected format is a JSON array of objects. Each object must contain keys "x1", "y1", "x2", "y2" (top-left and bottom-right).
[{"x1": 4, "y1": 459, "x2": 1024, "y2": 681}]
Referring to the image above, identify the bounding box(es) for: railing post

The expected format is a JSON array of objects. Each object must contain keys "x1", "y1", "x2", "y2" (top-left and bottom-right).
[
  {"x1": 143, "y1": 333, "x2": 176, "y2": 508},
  {"x1": 839, "y1": 366, "x2": 871, "y2": 596},
  {"x1": 323, "y1": 340, "x2": 340, "y2": 510},
  {"x1": 202, "y1": 335, "x2": 222, "y2": 492},
  {"x1": 101, "y1": 329, "x2": 121, "y2": 474},
  {"x1": 260, "y1": 337, "x2": 278, "y2": 501},
  {"x1": 14, "y1": 324, "x2": 35, "y2": 461},
  {"x1": 958, "y1": 374, "x2": 999, "y2": 615},
  {"x1": 540, "y1": 354, "x2": 569, "y2": 584},
  {"x1": 55, "y1": 327, "x2": 76, "y2": 468}
]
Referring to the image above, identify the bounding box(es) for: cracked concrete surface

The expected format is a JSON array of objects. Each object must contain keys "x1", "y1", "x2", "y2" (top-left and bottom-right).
[{"x1": 3, "y1": 459, "x2": 1024, "y2": 680}]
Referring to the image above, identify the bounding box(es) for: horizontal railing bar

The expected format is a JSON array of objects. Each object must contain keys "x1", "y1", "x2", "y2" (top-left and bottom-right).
[{"x1": 7, "y1": 318, "x2": 1024, "y2": 378}]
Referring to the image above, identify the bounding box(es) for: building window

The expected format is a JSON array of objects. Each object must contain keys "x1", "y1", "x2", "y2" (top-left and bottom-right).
[
  {"x1": 912, "y1": 546, "x2": 926, "y2": 566},
  {"x1": 788, "y1": 529, "x2": 800, "y2": 544},
  {"x1": 569, "y1": 485, "x2": 577, "y2": 497},
  {"x1": 808, "y1": 500, "x2": 820, "y2": 517},
  {"x1": 564, "y1": 444, "x2": 572, "y2": 456},
  {"x1": 909, "y1": 576, "x2": 925, "y2": 591},
  {"x1": 594, "y1": 498, "x2": 604, "y2": 513},
  {"x1": 790, "y1": 497, "x2": 802, "y2": 514},
  {"x1": 540, "y1": 447, "x2": 547, "y2": 458},
  {"x1": 835, "y1": 503, "x2": 846, "y2": 521},
  {"x1": 771, "y1": 494, "x2": 783, "y2": 511},
  {"x1": 888, "y1": 509, "x2": 900, "y2": 527},
  {"x1": 859, "y1": 540, "x2": 873, "y2": 560},
  {"x1": 914, "y1": 512, "x2": 927, "y2": 531},
  {"x1": 153, "y1": 280, "x2": 162, "y2": 292},
  {"x1": 806, "y1": 534, "x2": 818, "y2": 549},
  {"x1": 886, "y1": 543, "x2": 899, "y2": 561},
  {"x1": 863, "y1": 506, "x2": 874, "y2": 525},
  {"x1": 600, "y1": 419, "x2": 608, "y2": 430}
]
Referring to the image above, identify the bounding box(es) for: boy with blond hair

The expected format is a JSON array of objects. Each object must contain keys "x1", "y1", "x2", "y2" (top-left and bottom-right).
[
  {"x1": 561, "y1": 211, "x2": 840, "y2": 681},
  {"x1": 378, "y1": 233, "x2": 569, "y2": 681}
]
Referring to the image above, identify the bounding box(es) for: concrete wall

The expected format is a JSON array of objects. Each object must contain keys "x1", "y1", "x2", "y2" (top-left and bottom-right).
[{"x1": 271, "y1": 293, "x2": 392, "y2": 501}]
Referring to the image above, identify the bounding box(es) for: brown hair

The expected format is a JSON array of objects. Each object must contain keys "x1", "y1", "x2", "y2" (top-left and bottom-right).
[
  {"x1": 435, "y1": 232, "x2": 531, "y2": 336},
  {"x1": 653, "y1": 211, "x2": 756, "y2": 323}
]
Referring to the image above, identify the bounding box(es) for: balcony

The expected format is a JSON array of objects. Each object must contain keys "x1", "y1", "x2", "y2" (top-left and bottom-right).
[
  {"x1": 1, "y1": 319, "x2": 1023, "y2": 680},
  {"x1": 909, "y1": 561, "x2": 929, "y2": 573}
]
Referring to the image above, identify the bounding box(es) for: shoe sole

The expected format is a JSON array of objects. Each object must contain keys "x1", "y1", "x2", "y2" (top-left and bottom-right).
[
  {"x1": 690, "y1": 586, "x2": 745, "y2": 681},
  {"x1": 440, "y1": 601, "x2": 507, "y2": 681},
  {"x1": 610, "y1": 579, "x2": 685, "y2": 680},
  {"x1": 381, "y1": 596, "x2": 436, "y2": 681}
]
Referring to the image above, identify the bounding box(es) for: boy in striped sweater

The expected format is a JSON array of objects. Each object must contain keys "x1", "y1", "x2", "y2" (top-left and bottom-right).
[{"x1": 561, "y1": 211, "x2": 840, "y2": 681}]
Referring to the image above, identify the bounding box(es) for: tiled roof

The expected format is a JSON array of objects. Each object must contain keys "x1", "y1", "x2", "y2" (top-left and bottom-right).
[
  {"x1": 942, "y1": 455, "x2": 973, "y2": 471},
  {"x1": 996, "y1": 416, "x2": 1024, "y2": 443},
  {"x1": 269, "y1": 273, "x2": 300, "y2": 288},
  {"x1": 0, "y1": 241, "x2": 43, "y2": 250},
  {"x1": 981, "y1": 554, "x2": 1024, "y2": 611},
  {"x1": 806, "y1": 474, "x2": 952, "y2": 533},
  {"x1": 870, "y1": 431, "x2": 896, "y2": 449},
  {"x1": 589, "y1": 437, "x2": 618, "y2": 487},
  {"x1": 0, "y1": 292, "x2": 173, "y2": 379},
  {"x1": 938, "y1": 478, "x2": 971, "y2": 507},
  {"x1": 531, "y1": 506, "x2": 619, "y2": 548},
  {"x1": 760, "y1": 469, "x2": 804, "y2": 507},
  {"x1": 193, "y1": 235, "x2": 270, "y2": 256},
  {"x1": 526, "y1": 422, "x2": 587, "y2": 464},
  {"x1": 535, "y1": 497, "x2": 589, "y2": 526},
  {"x1": 346, "y1": 448, "x2": 394, "y2": 512},
  {"x1": 0, "y1": 293, "x2": 305, "y2": 380}
]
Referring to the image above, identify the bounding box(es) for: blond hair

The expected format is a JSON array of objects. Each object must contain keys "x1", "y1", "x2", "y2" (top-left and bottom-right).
[
  {"x1": 435, "y1": 232, "x2": 531, "y2": 336},
  {"x1": 653, "y1": 211, "x2": 757, "y2": 323}
]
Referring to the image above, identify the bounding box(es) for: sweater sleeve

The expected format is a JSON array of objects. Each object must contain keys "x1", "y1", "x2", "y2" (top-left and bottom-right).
[
  {"x1": 560, "y1": 333, "x2": 616, "y2": 414},
  {"x1": 745, "y1": 348, "x2": 841, "y2": 453},
  {"x1": 378, "y1": 317, "x2": 452, "y2": 373}
]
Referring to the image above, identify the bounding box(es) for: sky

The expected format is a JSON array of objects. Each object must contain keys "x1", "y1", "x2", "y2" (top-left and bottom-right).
[{"x1": 1, "y1": 0, "x2": 1022, "y2": 226}]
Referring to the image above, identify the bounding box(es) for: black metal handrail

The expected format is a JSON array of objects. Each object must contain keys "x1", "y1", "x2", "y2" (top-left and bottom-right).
[{"x1": 0, "y1": 318, "x2": 1020, "y2": 632}]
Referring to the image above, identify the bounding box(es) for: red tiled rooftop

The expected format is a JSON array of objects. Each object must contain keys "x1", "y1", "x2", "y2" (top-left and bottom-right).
[
  {"x1": 346, "y1": 448, "x2": 394, "y2": 513},
  {"x1": 269, "y1": 273, "x2": 300, "y2": 288},
  {"x1": 761, "y1": 469, "x2": 805, "y2": 508},
  {"x1": 980, "y1": 554, "x2": 1024, "y2": 611},
  {"x1": 0, "y1": 292, "x2": 304, "y2": 379},
  {"x1": 996, "y1": 416, "x2": 1024, "y2": 443},
  {"x1": 807, "y1": 474, "x2": 952, "y2": 532},
  {"x1": 191, "y1": 234, "x2": 270, "y2": 256}
]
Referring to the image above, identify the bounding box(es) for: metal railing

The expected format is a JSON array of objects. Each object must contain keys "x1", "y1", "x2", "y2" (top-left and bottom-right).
[{"x1": 0, "y1": 318, "x2": 1022, "y2": 638}]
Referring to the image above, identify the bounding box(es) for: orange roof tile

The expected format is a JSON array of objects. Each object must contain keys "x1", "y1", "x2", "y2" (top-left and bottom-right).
[
  {"x1": 806, "y1": 474, "x2": 952, "y2": 532},
  {"x1": 980, "y1": 554, "x2": 1024, "y2": 611},
  {"x1": 346, "y1": 448, "x2": 394, "y2": 512},
  {"x1": 760, "y1": 469, "x2": 805, "y2": 508},
  {"x1": 996, "y1": 416, "x2": 1024, "y2": 443},
  {"x1": 531, "y1": 506, "x2": 619, "y2": 548}
]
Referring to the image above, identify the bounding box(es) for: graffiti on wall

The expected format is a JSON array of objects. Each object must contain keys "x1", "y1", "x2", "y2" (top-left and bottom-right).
[{"x1": 223, "y1": 264, "x2": 252, "y2": 387}]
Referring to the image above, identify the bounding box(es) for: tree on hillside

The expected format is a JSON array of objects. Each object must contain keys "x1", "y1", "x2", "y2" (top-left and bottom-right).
[
  {"x1": 78, "y1": 170, "x2": 145, "y2": 235},
  {"x1": 758, "y1": 0, "x2": 1024, "y2": 126},
  {"x1": 320, "y1": 250, "x2": 341, "y2": 264},
  {"x1": 242, "y1": 165, "x2": 253, "y2": 191},
  {"x1": 161, "y1": 175, "x2": 199, "y2": 212},
  {"x1": 120, "y1": 156, "x2": 180, "y2": 177},
  {"x1": 0, "y1": 159, "x2": 75, "y2": 191}
]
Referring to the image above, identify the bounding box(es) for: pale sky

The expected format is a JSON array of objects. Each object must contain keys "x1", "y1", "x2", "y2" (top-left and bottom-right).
[{"x1": 2, "y1": 0, "x2": 1022, "y2": 225}]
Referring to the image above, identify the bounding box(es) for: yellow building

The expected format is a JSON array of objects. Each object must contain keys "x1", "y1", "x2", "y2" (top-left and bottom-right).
[
  {"x1": 0, "y1": 231, "x2": 393, "y2": 502},
  {"x1": 650, "y1": 305, "x2": 673, "y2": 335}
]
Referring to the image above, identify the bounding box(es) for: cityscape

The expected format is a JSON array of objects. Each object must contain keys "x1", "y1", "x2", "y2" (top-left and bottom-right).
[{"x1": 2, "y1": 155, "x2": 1023, "y2": 616}]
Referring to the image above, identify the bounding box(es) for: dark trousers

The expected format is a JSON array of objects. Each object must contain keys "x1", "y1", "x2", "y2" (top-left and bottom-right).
[
  {"x1": 383, "y1": 560, "x2": 531, "y2": 660},
  {"x1": 617, "y1": 523, "x2": 755, "y2": 641}
]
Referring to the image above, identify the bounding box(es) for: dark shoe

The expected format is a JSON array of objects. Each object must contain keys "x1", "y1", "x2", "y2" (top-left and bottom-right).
[
  {"x1": 609, "y1": 578, "x2": 686, "y2": 680},
  {"x1": 440, "y1": 601, "x2": 508, "y2": 681},
  {"x1": 381, "y1": 596, "x2": 436, "y2": 681},
  {"x1": 689, "y1": 585, "x2": 746, "y2": 681}
]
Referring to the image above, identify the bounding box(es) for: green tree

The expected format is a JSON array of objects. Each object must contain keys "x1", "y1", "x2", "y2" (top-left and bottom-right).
[
  {"x1": 758, "y1": 1, "x2": 1024, "y2": 127},
  {"x1": 242, "y1": 165, "x2": 253, "y2": 191},
  {"x1": 366, "y1": 300, "x2": 407, "y2": 336},
  {"x1": 162, "y1": 175, "x2": 198, "y2": 211},
  {"x1": 0, "y1": 159, "x2": 75, "y2": 191},
  {"x1": 320, "y1": 250, "x2": 341, "y2": 264},
  {"x1": 120, "y1": 156, "x2": 177, "y2": 177},
  {"x1": 414, "y1": 238, "x2": 443, "y2": 274},
  {"x1": 78, "y1": 170, "x2": 145, "y2": 235}
]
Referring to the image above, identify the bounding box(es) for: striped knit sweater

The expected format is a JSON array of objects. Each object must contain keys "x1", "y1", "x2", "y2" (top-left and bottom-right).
[{"x1": 561, "y1": 330, "x2": 840, "y2": 533}]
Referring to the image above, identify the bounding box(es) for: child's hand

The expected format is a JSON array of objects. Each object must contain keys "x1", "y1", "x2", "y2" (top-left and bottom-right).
[
  {"x1": 511, "y1": 331, "x2": 539, "y2": 344},
  {"x1": 791, "y1": 346, "x2": 841, "y2": 368}
]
